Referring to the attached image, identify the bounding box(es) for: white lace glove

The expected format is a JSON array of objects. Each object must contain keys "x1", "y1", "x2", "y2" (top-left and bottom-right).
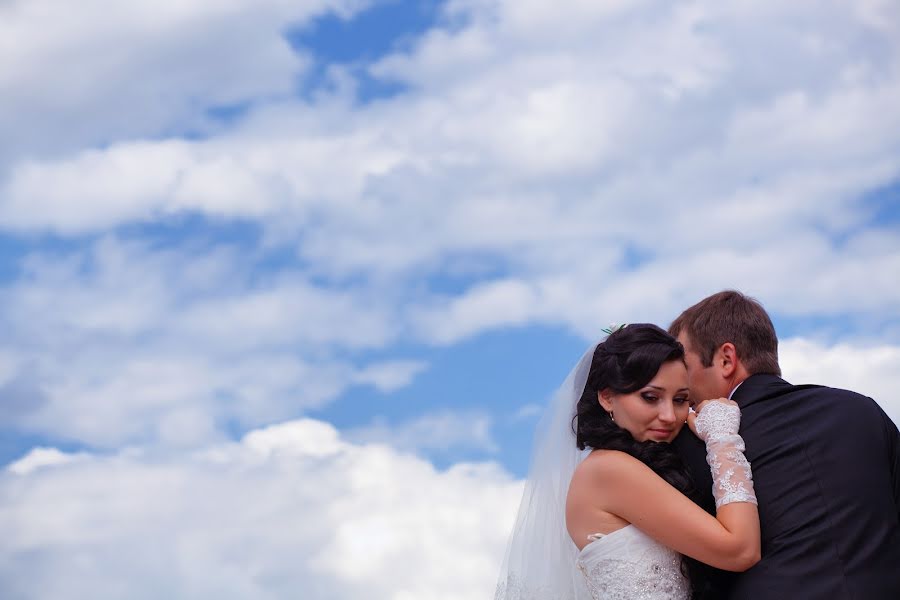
[{"x1": 694, "y1": 401, "x2": 758, "y2": 509}]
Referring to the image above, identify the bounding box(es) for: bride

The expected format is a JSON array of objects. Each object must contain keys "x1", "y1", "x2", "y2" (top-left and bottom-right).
[{"x1": 495, "y1": 324, "x2": 759, "y2": 599}]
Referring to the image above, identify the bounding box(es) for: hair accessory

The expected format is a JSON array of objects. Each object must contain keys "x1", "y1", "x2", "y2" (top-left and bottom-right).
[{"x1": 601, "y1": 323, "x2": 627, "y2": 335}]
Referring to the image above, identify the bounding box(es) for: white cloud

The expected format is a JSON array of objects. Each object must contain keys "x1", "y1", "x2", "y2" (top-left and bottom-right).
[
  {"x1": 0, "y1": 0, "x2": 373, "y2": 163},
  {"x1": 406, "y1": 229, "x2": 900, "y2": 347},
  {"x1": 2, "y1": 0, "x2": 897, "y2": 335},
  {"x1": 0, "y1": 237, "x2": 418, "y2": 447},
  {"x1": 352, "y1": 360, "x2": 429, "y2": 393},
  {"x1": 0, "y1": 418, "x2": 520, "y2": 600},
  {"x1": 513, "y1": 403, "x2": 542, "y2": 421},
  {"x1": 6, "y1": 447, "x2": 88, "y2": 475},
  {"x1": 347, "y1": 411, "x2": 498, "y2": 455},
  {"x1": 413, "y1": 279, "x2": 545, "y2": 345},
  {"x1": 0, "y1": 141, "x2": 283, "y2": 232},
  {"x1": 0, "y1": 0, "x2": 897, "y2": 454}
]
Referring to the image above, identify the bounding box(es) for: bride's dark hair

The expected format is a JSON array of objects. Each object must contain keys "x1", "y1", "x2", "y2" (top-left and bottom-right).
[{"x1": 572, "y1": 323, "x2": 714, "y2": 599}]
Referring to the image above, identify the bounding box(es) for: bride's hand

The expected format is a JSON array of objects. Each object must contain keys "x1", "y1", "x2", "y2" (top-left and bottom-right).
[{"x1": 687, "y1": 398, "x2": 736, "y2": 438}]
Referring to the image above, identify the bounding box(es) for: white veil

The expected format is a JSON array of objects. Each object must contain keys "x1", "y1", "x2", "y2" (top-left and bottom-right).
[{"x1": 494, "y1": 344, "x2": 597, "y2": 600}]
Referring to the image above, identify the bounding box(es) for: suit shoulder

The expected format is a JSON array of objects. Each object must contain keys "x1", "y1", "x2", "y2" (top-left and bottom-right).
[
  {"x1": 786, "y1": 383, "x2": 875, "y2": 407},
  {"x1": 813, "y1": 385, "x2": 882, "y2": 410},
  {"x1": 797, "y1": 384, "x2": 896, "y2": 434}
]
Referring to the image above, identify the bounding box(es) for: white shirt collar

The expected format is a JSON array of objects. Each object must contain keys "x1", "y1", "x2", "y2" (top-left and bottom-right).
[{"x1": 728, "y1": 380, "x2": 745, "y2": 400}]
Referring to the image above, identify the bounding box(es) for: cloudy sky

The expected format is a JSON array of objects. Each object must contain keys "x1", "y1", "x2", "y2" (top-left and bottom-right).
[{"x1": 1, "y1": 0, "x2": 899, "y2": 598}]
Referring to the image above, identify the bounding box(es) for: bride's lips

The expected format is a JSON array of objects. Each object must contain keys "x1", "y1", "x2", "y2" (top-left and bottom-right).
[{"x1": 648, "y1": 429, "x2": 673, "y2": 439}]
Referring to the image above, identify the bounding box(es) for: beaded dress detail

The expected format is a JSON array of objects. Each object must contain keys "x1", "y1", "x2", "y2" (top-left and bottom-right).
[{"x1": 577, "y1": 526, "x2": 691, "y2": 600}]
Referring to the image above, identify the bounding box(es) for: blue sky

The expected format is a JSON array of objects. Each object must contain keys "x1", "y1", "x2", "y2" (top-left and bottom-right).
[{"x1": 2, "y1": 1, "x2": 900, "y2": 598}]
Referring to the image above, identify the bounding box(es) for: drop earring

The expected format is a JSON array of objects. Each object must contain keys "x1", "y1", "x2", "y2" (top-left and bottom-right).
[{"x1": 608, "y1": 411, "x2": 615, "y2": 422}]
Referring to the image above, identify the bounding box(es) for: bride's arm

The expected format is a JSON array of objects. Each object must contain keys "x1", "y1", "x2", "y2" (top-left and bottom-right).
[{"x1": 580, "y1": 444, "x2": 760, "y2": 572}]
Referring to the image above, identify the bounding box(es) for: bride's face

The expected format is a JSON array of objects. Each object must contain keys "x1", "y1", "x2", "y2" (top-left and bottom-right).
[{"x1": 598, "y1": 360, "x2": 691, "y2": 443}]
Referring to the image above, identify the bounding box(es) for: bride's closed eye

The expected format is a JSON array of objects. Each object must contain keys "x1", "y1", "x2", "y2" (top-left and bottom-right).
[{"x1": 641, "y1": 393, "x2": 689, "y2": 405}]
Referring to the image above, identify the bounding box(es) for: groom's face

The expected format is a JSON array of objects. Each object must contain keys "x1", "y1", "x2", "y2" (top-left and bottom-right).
[{"x1": 677, "y1": 333, "x2": 726, "y2": 403}]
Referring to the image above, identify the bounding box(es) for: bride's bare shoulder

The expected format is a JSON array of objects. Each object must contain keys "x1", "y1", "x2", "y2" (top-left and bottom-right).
[
  {"x1": 567, "y1": 451, "x2": 648, "y2": 538},
  {"x1": 576, "y1": 449, "x2": 650, "y2": 477},
  {"x1": 570, "y1": 450, "x2": 658, "y2": 497}
]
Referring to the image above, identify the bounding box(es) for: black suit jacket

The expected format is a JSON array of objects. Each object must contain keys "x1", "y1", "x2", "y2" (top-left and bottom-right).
[{"x1": 673, "y1": 374, "x2": 900, "y2": 599}]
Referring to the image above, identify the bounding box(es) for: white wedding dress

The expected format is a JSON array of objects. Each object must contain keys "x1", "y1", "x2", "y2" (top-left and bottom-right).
[{"x1": 577, "y1": 526, "x2": 690, "y2": 600}]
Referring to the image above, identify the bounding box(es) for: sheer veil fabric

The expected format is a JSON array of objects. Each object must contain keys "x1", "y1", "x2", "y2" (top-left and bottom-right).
[{"x1": 494, "y1": 345, "x2": 596, "y2": 600}]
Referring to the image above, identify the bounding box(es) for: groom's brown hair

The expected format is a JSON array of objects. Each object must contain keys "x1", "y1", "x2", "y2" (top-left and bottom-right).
[{"x1": 669, "y1": 290, "x2": 781, "y2": 376}]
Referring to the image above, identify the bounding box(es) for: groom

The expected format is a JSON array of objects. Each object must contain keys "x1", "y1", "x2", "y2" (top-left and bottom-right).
[{"x1": 670, "y1": 290, "x2": 900, "y2": 599}]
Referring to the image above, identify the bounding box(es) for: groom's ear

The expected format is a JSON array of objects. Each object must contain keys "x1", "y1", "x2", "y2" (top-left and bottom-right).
[{"x1": 718, "y1": 342, "x2": 738, "y2": 378}]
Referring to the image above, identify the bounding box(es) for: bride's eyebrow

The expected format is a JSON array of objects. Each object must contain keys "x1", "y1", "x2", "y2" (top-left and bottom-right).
[{"x1": 644, "y1": 385, "x2": 690, "y2": 393}]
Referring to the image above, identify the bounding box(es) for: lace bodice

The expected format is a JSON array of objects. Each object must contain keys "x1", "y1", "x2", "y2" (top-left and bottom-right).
[{"x1": 576, "y1": 526, "x2": 691, "y2": 600}]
